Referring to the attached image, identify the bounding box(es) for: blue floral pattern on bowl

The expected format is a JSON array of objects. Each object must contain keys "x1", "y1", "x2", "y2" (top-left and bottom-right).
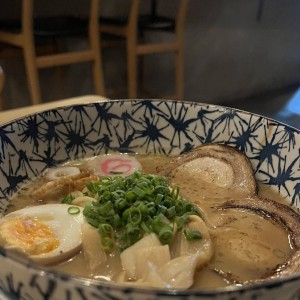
[{"x1": 1, "y1": 99, "x2": 300, "y2": 300}]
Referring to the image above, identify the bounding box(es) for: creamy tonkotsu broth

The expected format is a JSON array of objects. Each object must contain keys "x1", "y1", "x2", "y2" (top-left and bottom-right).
[
  {"x1": 1, "y1": 151, "x2": 298, "y2": 290},
  {"x1": 170, "y1": 175, "x2": 292, "y2": 288}
]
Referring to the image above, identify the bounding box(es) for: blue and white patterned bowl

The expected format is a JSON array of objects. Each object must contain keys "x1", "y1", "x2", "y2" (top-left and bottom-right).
[{"x1": 1, "y1": 99, "x2": 300, "y2": 300}]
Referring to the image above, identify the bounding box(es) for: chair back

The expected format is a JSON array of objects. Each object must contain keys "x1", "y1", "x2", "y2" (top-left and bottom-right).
[
  {"x1": 132, "y1": 0, "x2": 189, "y2": 31},
  {"x1": 0, "y1": 0, "x2": 104, "y2": 105},
  {"x1": 176, "y1": 0, "x2": 189, "y2": 39},
  {"x1": 127, "y1": 0, "x2": 140, "y2": 34},
  {"x1": 22, "y1": 0, "x2": 33, "y2": 35},
  {"x1": 99, "y1": 0, "x2": 189, "y2": 99}
]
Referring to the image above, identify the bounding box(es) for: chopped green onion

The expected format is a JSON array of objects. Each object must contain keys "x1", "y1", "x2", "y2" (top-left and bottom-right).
[
  {"x1": 158, "y1": 225, "x2": 174, "y2": 244},
  {"x1": 166, "y1": 206, "x2": 176, "y2": 220},
  {"x1": 113, "y1": 214, "x2": 122, "y2": 228},
  {"x1": 184, "y1": 228, "x2": 202, "y2": 241},
  {"x1": 67, "y1": 206, "x2": 80, "y2": 215},
  {"x1": 132, "y1": 186, "x2": 146, "y2": 197},
  {"x1": 157, "y1": 204, "x2": 167, "y2": 215},
  {"x1": 97, "y1": 201, "x2": 114, "y2": 216},
  {"x1": 176, "y1": 212, "x2": 191, "y2": 229},
  {"x1": 171, "y1": 186, "x2": 180, "y2": 199},
  {"x1": 86, "y1": 181, "x2": 99, "y2": 194},
  {"x1": 62, "y1": 194, "x2": 75, "y2": 204},
  {"x1": 110, "y1": 171, "x2": 124, "y2": 175},
  {"x1": 128, "y1": 207, "x2": 142, "y2": 226},
  {"x1": 125, "y1": 190, "x2": 136, "y2": 202},
  {"x1": 101, "y1": 236, "x2": 114, "y2": 251},
  {"x1": 126, "y1": 223, "x2": 142, "y2": 245},
  {"x1": 76, "y1": 171, "x2": 201, "y2": 251},
  {"x1": 98, "y1": 223, "x2": 113, "y2": 236},
  {"x1": 141, "y1": 221, "x2": 152, "y2": 234},
  {"x1": 155, "y1": 193, "x2": 164, "y2": 204}
]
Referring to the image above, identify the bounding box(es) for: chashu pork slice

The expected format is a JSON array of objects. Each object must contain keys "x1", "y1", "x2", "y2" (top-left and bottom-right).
[
  {"x1": 211, "y1": 197, "x2": 300, "y2": 283},
  {"x1": 156, "y1": 144, "x2": 258, "y2": 197}
]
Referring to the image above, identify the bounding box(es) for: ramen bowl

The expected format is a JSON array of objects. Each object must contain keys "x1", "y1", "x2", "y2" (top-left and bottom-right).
[{"x1": 0, "y1": 99, "x2": 300, "y2": 300}]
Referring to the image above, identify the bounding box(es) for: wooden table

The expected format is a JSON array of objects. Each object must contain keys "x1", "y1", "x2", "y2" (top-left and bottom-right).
[{"x1": 0, "y1": 95, "x2": 108, "y2": 125}]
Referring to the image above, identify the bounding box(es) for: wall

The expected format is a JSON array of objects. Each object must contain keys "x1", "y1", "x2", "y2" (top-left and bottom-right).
[
  {"x1": 0, "y1": 0, "x2": 299, "y2": 108},
  {"x1": 152, "y1": 0, "x2": 300, "y2": 103},
  {"x1": 195, "y1": 0, "x2": 300, "y2": 102}
]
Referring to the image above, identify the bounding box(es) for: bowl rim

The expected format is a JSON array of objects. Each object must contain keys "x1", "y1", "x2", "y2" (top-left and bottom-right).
[
  {"x1": 2, "y1": 98, "x2": 300, "y2": 133},
  {"x1": 1, "y1": 98, "x2": 300, "y2": 295},
  {"x1": 4, "y1": 246, "x2": 300, "y2": 296}
]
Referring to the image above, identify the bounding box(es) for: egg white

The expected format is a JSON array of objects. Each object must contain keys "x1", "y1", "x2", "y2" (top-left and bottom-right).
[{"x1": 0, "y1": 204, "x2": 84, "y2": 265}]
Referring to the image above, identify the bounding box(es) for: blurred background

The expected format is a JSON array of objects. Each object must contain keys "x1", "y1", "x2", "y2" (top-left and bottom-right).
[{"x1": 0, "y1": 0, "x2": 299, "y2": 127}]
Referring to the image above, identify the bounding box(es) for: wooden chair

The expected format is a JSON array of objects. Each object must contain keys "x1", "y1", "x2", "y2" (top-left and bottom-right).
[
  {"x1": 100, "y1": 0, "x2": 189, "y2": 99},
  {"x1": 0, "y1": 0, "x2": 105, "y2": 105}
]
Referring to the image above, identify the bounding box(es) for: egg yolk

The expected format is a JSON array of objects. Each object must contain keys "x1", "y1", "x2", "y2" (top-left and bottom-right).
[{"x1": 0, "y1": 216, "x2": 59, "y2": 255}]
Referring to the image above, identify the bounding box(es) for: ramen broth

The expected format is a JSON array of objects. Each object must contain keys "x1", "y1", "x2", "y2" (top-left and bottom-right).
[{"x1": 4, "y1": 154, "x2": 295, "y2": 289}]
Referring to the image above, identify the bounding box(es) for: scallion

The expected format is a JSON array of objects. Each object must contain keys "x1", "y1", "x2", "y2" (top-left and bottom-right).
[
  {"x1": 158, "y1": 225, "x2": 174, "y2": 244},
  {"x1": 67, "y1": 206, "x2": 80, "y2": 215},
  {"x1": 184, "y1": 228, "x2": 203, "y2": 241},
  {"x1": 62, "y1": 194, "x2": 75, "y2": 204},
  {"x1": 75, "y1": 171, "x2": 201, "y2": 251}
]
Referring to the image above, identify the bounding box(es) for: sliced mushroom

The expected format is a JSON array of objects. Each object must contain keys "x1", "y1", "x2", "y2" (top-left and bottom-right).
[
  {"x1": 156, "y1": 144, "x2": 257, "y2": 197},
  {"x1": 211, "y1": 197, "x2": 300, "y2": 282}
]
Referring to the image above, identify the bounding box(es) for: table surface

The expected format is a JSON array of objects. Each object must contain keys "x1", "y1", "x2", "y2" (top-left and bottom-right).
[{"x1": 0, "y1": 95, "x2": 108, "y2": 125}]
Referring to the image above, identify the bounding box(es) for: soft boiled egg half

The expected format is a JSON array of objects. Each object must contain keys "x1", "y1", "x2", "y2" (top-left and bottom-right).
[{"x1": 0, "y1": 204, "x2": 84, "y2": 265}]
